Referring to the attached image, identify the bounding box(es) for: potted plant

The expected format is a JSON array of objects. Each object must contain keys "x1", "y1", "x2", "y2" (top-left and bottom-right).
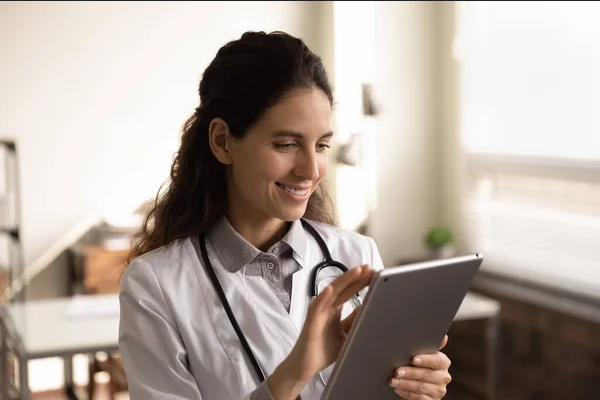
[{"x1": 424, "y1": 226, "x2": 455, "y2": 259}]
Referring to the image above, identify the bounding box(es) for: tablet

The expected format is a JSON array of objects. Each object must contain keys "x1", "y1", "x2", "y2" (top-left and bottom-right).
[{"x1": 322, "y1": 254, "x2": 484, "y2": 400}]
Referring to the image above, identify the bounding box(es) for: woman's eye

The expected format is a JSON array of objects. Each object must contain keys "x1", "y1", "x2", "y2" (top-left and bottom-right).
[{"x1": 274, "y1": 143, "x2": 296, "y2": 150}]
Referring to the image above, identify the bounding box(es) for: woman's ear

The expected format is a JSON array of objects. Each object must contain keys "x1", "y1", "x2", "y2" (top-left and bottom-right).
[{"x1": 208, "y1": 118, "x2": 233, "y2": 165}]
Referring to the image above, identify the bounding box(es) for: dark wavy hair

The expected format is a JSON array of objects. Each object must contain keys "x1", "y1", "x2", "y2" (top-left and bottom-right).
[{"x1": 128, "y1": 31, "x2": 336, "y2": 263}]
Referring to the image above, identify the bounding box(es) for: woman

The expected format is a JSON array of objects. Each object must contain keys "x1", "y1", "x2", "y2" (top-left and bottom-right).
[{"x1": 119, "y1": 31, "x2": 452, "y2": 400}]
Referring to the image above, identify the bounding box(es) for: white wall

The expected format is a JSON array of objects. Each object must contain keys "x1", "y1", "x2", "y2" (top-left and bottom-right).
[
  {"x1": 0, "y1": 1, "x2": 324, "y2": 274},
  {"x1": 368, "y1": 1, "x2": 442, "y2": 265},
  {"x1": 1, "y1": 0, "x2": 331, "y2": 391}
]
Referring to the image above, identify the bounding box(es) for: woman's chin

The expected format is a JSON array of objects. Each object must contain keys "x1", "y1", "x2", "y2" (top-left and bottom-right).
[{"x1": 274, "y1": 205, "x2": 308, "y2": 222}]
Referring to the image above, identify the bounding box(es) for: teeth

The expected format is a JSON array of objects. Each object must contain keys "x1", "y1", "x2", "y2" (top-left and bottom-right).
[{"x1": 279, "y1": 184, "x2": 309, "y2": 196}]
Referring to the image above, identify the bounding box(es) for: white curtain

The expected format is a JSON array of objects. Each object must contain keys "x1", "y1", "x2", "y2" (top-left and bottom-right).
[{"x1": 456, "y1": 1, "x2": 600, "y2": 300}]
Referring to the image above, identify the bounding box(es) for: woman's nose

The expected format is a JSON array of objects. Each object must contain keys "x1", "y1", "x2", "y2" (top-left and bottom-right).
[{"x1": 294, "y1": 150, "x2": 320, "y2": 181}]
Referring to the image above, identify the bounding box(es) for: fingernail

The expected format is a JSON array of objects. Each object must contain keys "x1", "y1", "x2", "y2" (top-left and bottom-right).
[
  {"x1": 395, "y1": 370, "x2": 405, "y2": 378},
  {"x1": 414, "y1": 357, "x2": 422, "y2": 365}
]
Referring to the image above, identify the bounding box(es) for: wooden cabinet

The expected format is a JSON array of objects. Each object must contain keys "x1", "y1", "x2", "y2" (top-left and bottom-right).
[{"x1": 443, "y1": 274, "x2": 600, "y2": 400}]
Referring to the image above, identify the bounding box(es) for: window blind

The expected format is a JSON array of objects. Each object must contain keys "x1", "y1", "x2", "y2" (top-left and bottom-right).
[{"x1": 457, "y1": 1, "x2": 600, "y2": 299}]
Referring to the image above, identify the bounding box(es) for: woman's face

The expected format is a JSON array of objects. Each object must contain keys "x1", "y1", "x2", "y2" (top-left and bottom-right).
[{"x1": 227, "y1": 87, "x2": 333, "y2": 224}]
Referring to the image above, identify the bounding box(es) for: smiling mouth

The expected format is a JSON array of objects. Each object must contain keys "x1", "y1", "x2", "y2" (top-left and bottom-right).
[{"x1": 276, "y1": 183, "x2": 310, "y2": 196}]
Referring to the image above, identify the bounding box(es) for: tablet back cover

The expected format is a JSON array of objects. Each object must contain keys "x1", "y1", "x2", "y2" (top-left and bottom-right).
[{"x1": 322, "y1": 254, "x2": 483, "y2": 400}]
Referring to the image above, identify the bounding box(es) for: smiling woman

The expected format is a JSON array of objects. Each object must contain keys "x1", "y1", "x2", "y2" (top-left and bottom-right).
[{"x1": 118, "y1": 30, "x2": 452, "y2": 400}]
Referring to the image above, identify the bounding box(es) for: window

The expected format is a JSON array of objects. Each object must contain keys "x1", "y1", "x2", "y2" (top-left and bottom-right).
[{"x1": 457, "y1": 1, "x2": 600, "y2": 300}]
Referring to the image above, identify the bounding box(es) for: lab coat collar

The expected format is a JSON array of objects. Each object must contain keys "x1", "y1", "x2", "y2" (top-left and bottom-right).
[
  {"x1": 281, "y1": 217, "x2": 308, "y2": 263},
  {"x1": 206, "y1": 216, "x2": 308, "y2": 273}
]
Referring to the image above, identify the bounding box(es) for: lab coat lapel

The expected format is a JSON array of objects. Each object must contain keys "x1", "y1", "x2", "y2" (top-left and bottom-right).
[
  {"x1": 201, "y1": 262, "x2": 298, "y2": 391},
  {"x1": 289, "y1": 237, "x2": 312, "y2": 332},
  {"x1": 239, "y1": 274, "x2": 300, "y2": 348}
]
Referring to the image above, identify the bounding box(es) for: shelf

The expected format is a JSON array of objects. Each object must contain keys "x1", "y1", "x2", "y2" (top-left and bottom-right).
[
  {"x1": 0, "y1": 136, "x2": 22, "y2": 399},
  {"x1": 0, "y1": 138, "x2": 22, "y2": 306}
]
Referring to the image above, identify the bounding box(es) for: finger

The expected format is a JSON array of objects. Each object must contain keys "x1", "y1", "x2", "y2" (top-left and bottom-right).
[
  {"x1": 327, "y1": 265, "x2": 368, "y2": 298},
  {"x1": 411, "y1": 351, "x2": 451, "y2": 371},
  {"x1": 389, "y1": 378, "x2": 442, "y2": 399},
  {"x1": 306, "y1": 284, "x2": 334, "y2": 322},
  {"x1": 393, "y1": 367, "x2": 452, "y2": 386},
  {"x1": 308, "y1": 267, "x2": 365, "y2": 322},
  {"x1": 340, "y1": 305, "x2": 361, "y2": 333},
  {"x1": 319, "y1": 267, "x2": 361, "y2": 311},
  {"x1": 393, "y1": 389, "x2": 434, "y2": 400},
  {"x1": 439, "y1": 335, "x2": 448, "y2": 350},
  {"x1": 332, "y1": 267, "x2": 375, "y2": 307},
  {"x1": 306, "y1": 285, "x2": 349, "y2": 335}
]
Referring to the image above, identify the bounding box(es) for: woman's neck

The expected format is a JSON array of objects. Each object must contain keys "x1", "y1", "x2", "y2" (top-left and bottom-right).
[{"x1": 226, "y1": 207, "x2": 289, "y2": 252}]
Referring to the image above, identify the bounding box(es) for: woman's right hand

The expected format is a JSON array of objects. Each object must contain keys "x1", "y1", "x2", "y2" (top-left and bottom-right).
[{"x1": 268, "y1": 265, "x2": 375, "y2": 400}]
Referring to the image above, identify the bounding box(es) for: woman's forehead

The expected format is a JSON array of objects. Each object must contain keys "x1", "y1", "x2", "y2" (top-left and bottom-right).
[{"x1": 253, "y1": 88, "x2": 333, "y2": 136}]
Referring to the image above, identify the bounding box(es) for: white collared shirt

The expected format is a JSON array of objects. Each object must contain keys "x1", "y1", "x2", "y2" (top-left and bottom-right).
[{"x1": 206, "y1": 216, "x2": 306, "y2": 313}]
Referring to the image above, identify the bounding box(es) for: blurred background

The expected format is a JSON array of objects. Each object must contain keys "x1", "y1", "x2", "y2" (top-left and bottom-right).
[{"x1": 0, "y1": 1, "x2": 599, "y2": 399}]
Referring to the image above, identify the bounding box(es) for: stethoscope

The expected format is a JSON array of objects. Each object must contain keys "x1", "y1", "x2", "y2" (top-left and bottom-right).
[{"x1": 198, "y1": 218, "x2": 362, "y2": 386}]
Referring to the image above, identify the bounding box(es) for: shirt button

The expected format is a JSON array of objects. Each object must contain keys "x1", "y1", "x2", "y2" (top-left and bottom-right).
[
  {"x1": 272, "y1": 247, "x2": 279, "y2": 254},
  {"x1": 266, "y1": 262, "x2": 275, "y2": 270}
]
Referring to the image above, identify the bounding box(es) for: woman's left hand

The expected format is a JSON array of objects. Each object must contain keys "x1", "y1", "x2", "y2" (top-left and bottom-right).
[{"x1": 388, "y1": 335, "x2": 452, "y2": 400}]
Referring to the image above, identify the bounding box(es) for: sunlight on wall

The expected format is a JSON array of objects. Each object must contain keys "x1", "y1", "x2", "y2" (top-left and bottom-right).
[{"x1": 458, "y1": 1, "x2": 600, "y2": 159}]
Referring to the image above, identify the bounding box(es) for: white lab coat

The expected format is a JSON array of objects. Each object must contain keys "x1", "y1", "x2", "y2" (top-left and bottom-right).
[{"x1": 119, "y1": 220, "x2": 384, "y2": 400}]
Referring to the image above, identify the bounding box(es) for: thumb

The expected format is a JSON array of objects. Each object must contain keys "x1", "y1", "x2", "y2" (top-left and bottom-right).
[
  {"x1": 340, "y1": 305, "x2": 362, "y2": 333},
  {"x1": 439, "y1": 335, "x2": 449, "y2": 350}
]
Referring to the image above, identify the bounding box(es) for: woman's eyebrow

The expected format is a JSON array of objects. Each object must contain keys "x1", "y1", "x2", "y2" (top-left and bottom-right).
[{"x1": 272, "y1": 130, "x2": 334, "y2": 139}]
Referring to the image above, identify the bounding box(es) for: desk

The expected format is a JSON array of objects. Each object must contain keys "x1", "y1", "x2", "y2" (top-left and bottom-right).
[
  {"x1": 0, "y1": 296, "x2": 120, "y2": 400},
  {"x1": 0, "y1": 292, "x2": 500, "y2": 400}
]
